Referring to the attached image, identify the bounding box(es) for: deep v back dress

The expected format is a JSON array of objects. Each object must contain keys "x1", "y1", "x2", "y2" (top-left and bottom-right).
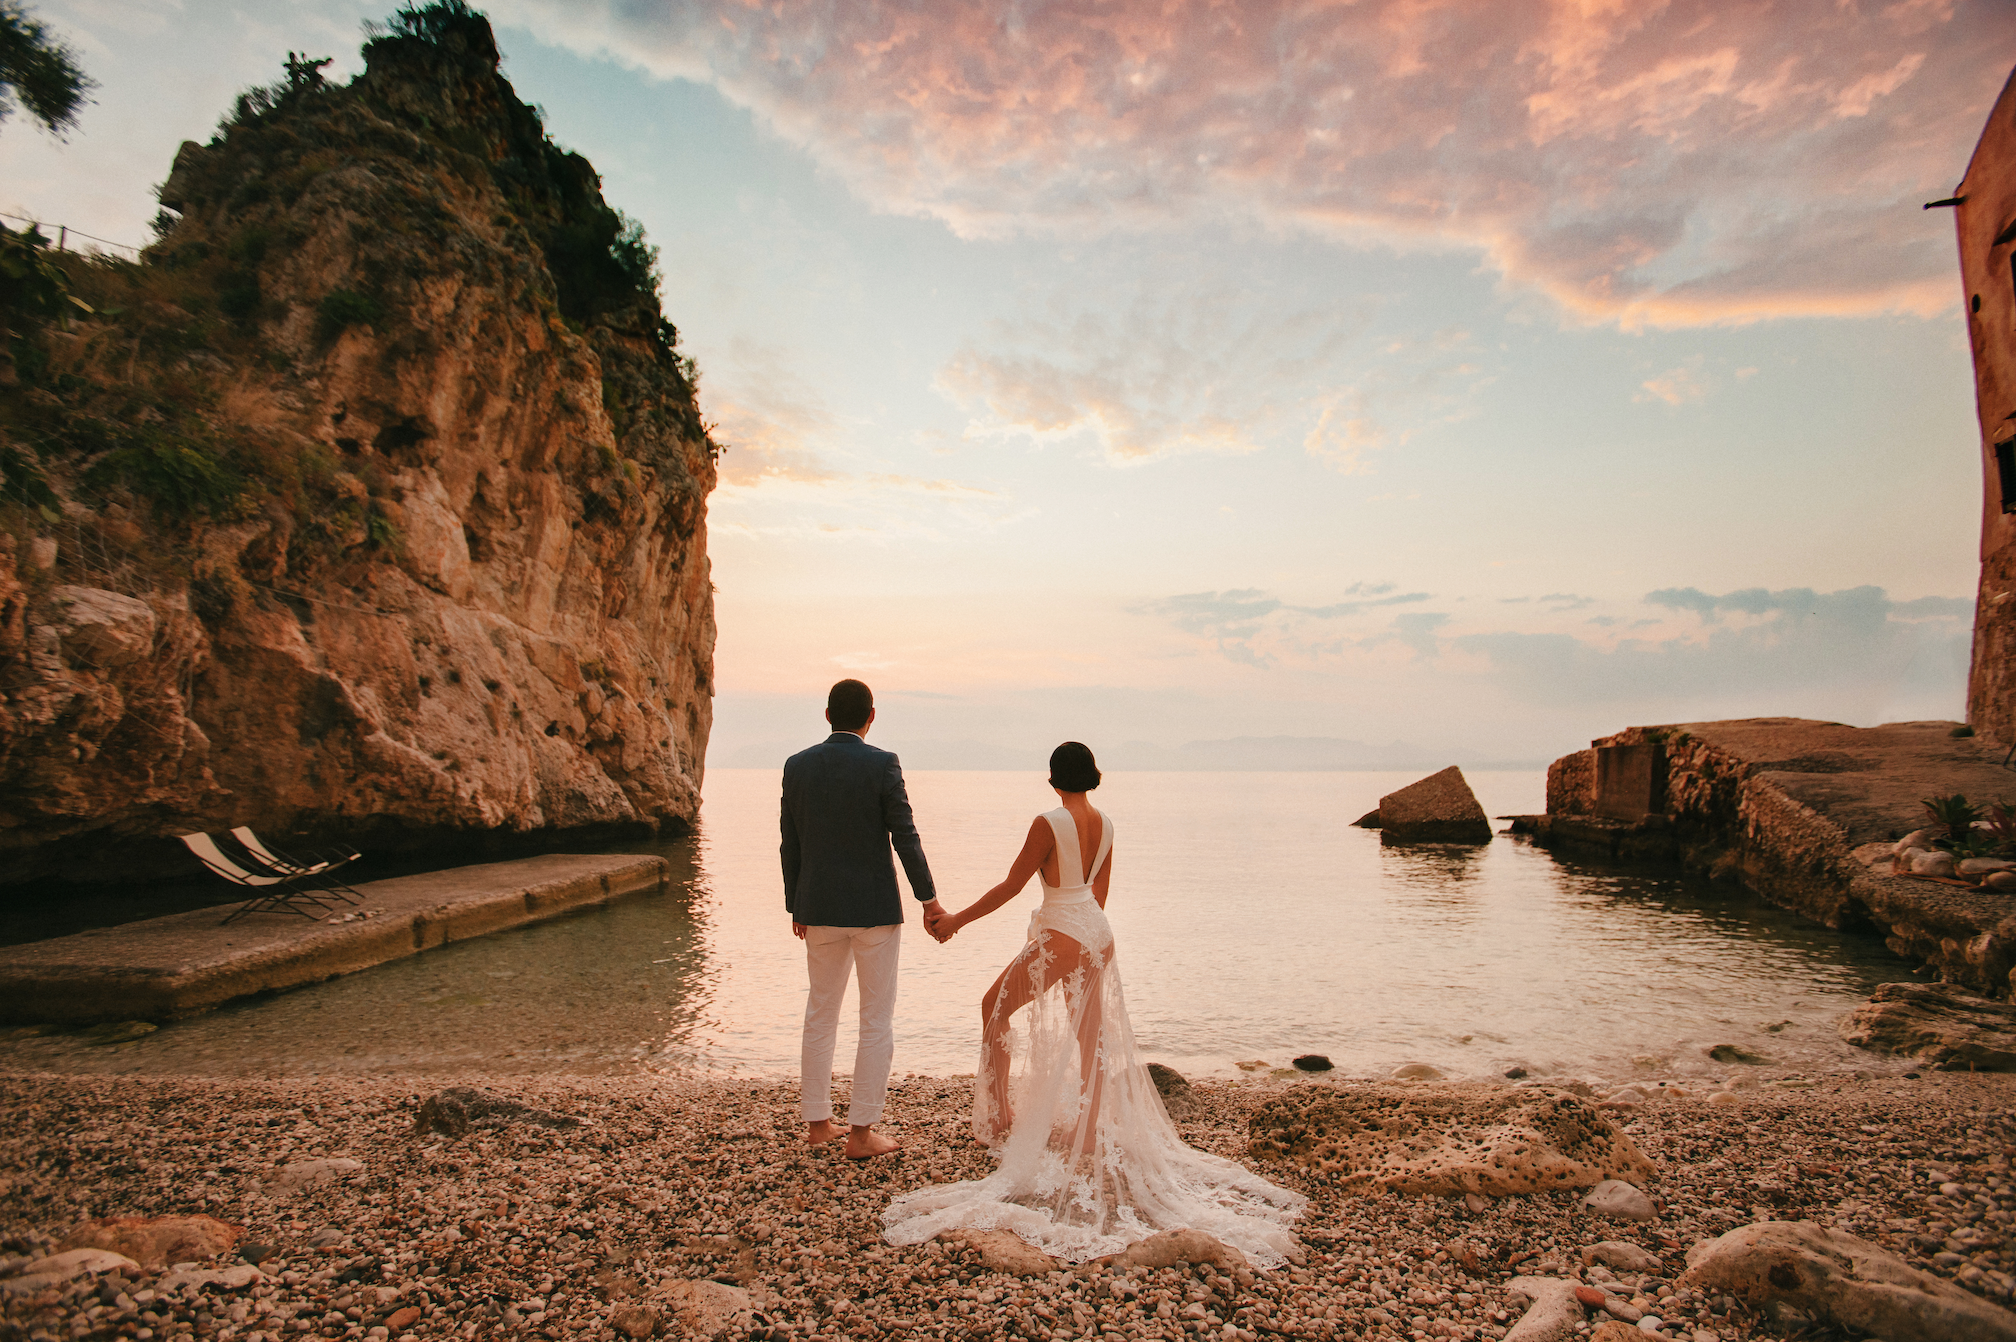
[{"x1": 882, "y1": 806, "x2": 1305, "y2": 1265}]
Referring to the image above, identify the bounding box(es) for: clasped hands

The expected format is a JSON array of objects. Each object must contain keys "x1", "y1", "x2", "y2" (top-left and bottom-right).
[{"x1": 922, "y1": 899, "x2": 959, "y2": 944}]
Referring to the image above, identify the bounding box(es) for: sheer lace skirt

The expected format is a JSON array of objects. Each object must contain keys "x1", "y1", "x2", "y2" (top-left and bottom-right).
[{"x1": 883, "y1": 899, "x2": 1305, "y2": 1266}]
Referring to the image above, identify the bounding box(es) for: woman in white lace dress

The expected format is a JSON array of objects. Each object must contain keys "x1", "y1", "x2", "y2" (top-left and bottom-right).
[{"x1": 882, "y1": 743, "x2": 1305, "y2": 1266}]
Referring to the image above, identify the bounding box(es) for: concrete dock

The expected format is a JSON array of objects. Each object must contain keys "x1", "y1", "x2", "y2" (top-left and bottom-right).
[{"x1": 0, "y1": 853, "x2": 668, "y2": 1025}]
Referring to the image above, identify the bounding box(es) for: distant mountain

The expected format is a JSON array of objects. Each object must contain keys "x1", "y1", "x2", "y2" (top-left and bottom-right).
[{"x1": 710, "y1": 735, "x2": 1542, "y2": 772}]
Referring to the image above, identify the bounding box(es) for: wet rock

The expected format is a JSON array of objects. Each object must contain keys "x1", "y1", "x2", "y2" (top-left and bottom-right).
[
  {"x1": 1706, "y1": 1044, "x2": 1767, "y2": 1064},
  {"x1": 266, "y1": 1158, "x2": 364, "y2": 1190},
  {"x1": 1249, "y1": 1084, "x2": 1657, "y2": 1196},
  {"x1": 56, "y1": 1214, "x2": 239, "y2": 1268},
  {"x1": 1581, "y1": 1180, "x2": 1657, "y2": 1221},
  {"x1": 653, "y1": 1278, "x2": 751, "y2": 1338},
  {"x1": 1291, "y1": 1054, "x2": 1332, "y2": 1072},
  {"x1": 1352, "y1": 808, "x2": 1382, "y2": 828},
  {"x1": 1390, "y1": 1063, "x2": 1443, "y2": 1081},
  {"x1": 1503, "y1": 1275, "x2": 1586, "y2": 1342},
  {"x1": 1108, "y1": 1229, "x2": 1249, "y2": 1272},
  {"x1": 1839, "y1": 981, "x2": 2016, "y2": 1071},
  {"x1": 1682, "y1": 1219, "x2": 2016, "y2": 1342},
  {"x1": 1, "y1": 1248, "x2": 140, "y2": 1294},
  {"x1": 414, "y1": 1086, "x2": 582, "y2": 1137},
  {"x1": 1375, "y1": 766, "x2": 1492, "y2": 843},
  {"x1": 1583, "y1": 1240, "x2": 1661, "y2": 1272},
  {"x1": 1145, "y1": 1063, "x2": 1189, "y2": 1097}
]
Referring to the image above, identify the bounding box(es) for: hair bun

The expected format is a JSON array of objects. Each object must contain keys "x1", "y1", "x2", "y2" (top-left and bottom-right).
[{"x1": 1048, "y1": 741, "x2": 1101, "y2": 792}]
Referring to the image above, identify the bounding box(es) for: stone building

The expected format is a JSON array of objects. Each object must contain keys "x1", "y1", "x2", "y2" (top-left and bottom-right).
[{"x1": 1958, "y1": 65, "x2": 2016, "y2": 744}]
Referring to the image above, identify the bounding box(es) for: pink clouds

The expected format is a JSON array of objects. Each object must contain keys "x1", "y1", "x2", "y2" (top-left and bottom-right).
[{"x1": 504, "y1": 0, "x2": 2015, "y2": 327}]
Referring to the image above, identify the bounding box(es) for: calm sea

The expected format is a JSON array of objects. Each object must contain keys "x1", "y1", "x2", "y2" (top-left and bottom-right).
[{"x1": 2, "y1": 769, "x2": 1921, "y2": 1084}]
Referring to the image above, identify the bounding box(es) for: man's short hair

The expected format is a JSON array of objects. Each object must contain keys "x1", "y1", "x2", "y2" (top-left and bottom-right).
[{"x1": 827, "y1": 679, "x2": 873, "y2": 731}]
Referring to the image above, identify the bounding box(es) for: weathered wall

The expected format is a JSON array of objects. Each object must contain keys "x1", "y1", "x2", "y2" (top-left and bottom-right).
[
  {"x1": 0, "y1": 15, "x2": 716, "y2": 883},
  {"x1": 1959, "y1": 65, "x2": 2016, "y2": 746}
]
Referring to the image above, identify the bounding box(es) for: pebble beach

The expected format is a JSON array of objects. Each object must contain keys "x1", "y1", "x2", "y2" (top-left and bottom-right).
[{"x1": 4, "y1": 1066, "x2": 2015, "y2": 1342}]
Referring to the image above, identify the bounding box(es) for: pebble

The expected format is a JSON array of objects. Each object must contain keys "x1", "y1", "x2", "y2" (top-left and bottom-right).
[{"x1": 0, "y1": 1071, "x2": 2012, "y2": 1341}]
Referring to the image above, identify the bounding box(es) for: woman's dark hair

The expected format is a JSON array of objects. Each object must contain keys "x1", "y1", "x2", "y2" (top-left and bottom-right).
[
  {"x1": 827, "y1": 679, "x2": 873, "y2": 731},
  {"x1": 1049, "y1": 741, "x2": 1101, "y2": 792}
]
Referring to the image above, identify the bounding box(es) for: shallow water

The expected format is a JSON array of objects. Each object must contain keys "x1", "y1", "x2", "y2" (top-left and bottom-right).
[{"x1": 1, "y1": 770, "x2": 1919, "y2": 1084}]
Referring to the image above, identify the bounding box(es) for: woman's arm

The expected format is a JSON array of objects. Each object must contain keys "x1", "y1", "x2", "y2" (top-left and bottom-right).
[
  {"x1": 1093, "y1": 848, "x2": 1113, "y2": 909},
  {"x1": 938, "y1": 818, "x2": 1052, "y2": 938}
]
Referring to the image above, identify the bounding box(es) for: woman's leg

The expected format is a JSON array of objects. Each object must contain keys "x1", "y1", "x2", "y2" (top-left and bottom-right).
[{"x1": 978, "y1": 931, "x2": 1096, "y2": 1145}]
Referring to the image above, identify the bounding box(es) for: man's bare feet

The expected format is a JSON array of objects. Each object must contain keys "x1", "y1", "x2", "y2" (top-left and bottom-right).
[
  {"x1": 844, "y1": 1125, "x2": 901, "y2": 1160},
  {"x1": 806, "y1": 1118, "x2": 846, "y2": 1147}
]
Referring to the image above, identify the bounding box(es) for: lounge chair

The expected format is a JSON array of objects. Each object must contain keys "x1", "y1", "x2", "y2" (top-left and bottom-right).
[
  {"x1": 228, "y1": 827, "x2": 362, "y2": 902},
  {"x1": 178, "y1": 832, "x2": 345, "y2": 925}
]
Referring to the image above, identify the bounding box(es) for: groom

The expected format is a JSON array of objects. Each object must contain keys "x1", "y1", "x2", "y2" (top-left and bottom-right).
[{"x1": 781, "y1": 678, "x2": 944, "y2": 1158}]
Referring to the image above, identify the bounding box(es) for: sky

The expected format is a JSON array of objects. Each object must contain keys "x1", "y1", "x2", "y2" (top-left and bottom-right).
[{"x1": 6, "y1": 0, "x2": 2013, "y2": 771}]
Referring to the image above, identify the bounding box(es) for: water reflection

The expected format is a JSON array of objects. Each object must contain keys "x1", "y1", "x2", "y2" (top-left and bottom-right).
[{"x1": 0, "y1": 769, "x2": 1920, "y2": 1085}]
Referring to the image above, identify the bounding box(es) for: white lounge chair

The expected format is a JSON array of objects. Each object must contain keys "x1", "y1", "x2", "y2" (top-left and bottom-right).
[
  {"x1": 229, "y1": 827, "x2": 361, "y2": 902},
  {"x1": 178, "y1": 832, "x2": 343, "y2": 924}
]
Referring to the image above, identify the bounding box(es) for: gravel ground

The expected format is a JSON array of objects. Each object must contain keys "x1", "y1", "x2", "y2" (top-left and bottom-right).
[{"x1": 2, "y1": 1067, "x2": 2013, "y2": 1342}]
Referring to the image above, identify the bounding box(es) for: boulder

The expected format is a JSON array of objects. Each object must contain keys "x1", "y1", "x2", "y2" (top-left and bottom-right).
[
  {"x1": 1106, "y1": 1230, "x2": 1248, "y2": 1272},
  {"x1": 57, "y1": 1214, "x2": 239, "y2": 1269},
  {"x1": 1502, "y1": 1276, "x2": 1586, "y2": 1342},
  {"x1": 415, "y1": 1087, "x2": 582, "y2": 1137},
  {"x1": 1581, "y1": 1180, "x2": 1657, "y2": 1221},
  {"x1": 940, "y1": 1230, "x2": 1060, "y2": 1276},
  {"x1": 1, "y1": 1248, "x2": 141, "y2": 1295},
  {"x1": 1247, "y1": 1084, "x2": 1656, "y2": 1197},
  {"x1": 1145, "y1": 1063, "x2": 1189, "y2": 1097},
  {"x1": 1838, "y1": 982, "x2": 2016, "y2": 1071},
  {"x1": 1682, "y1": 1219, "x2": 2016, "y2": 1342},
  {"x1": 1374, "y1": 767, "x2": 1492, "y2": 843},
  {"x1": 1582, "y1": 1241, "x2": 1661, "y2": 1272},
  {"x1": 1292, "y1": 1054, "x2": 1333, "y2": 1072},
  {"x1": 651, "y1": 1280, "x2": 750, "y2": 1340},
  {"x1": 1351, "y1": 809, "x2": 1382, "y2": 828}
]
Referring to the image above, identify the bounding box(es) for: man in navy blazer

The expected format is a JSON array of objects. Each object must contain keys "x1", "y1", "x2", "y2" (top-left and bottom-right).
[{"x1": 782, "y1": 678, "x2": 943, "y2": 1158}]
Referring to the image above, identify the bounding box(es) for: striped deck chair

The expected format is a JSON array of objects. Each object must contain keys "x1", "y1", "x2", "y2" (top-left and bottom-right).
[{"x1": 178, "y1": 832, "x2": 343, "y2": 925}]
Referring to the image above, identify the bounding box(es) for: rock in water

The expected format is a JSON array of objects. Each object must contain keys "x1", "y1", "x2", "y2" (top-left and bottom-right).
[
  {"x1": 1247, "y1": 1084, "x2": 1656, "y2": 1197},
  {"x1": 1375, "y1": 767, "x2": 1492, "y2": 843},
  {"x1": 1838, "y1": 982, "x2": 2016, "y2": 1071},
  {"x1": 1292, "y1": 1053, "x2": 1334, "y2": 1071},
  {"x1": 1351, "y1": 809, "x2": 1382, "y2": 828},
  {"x1": 1682, "y1": 1220, "x2": 2016, "y2": 1342},
  {"x1": 0, "y1": 7, "x2": 717, "y2": 885}
]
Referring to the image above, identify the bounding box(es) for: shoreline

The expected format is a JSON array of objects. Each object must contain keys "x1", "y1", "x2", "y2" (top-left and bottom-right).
[{"x1": 4, "y1": 1069, "x2": 2012, "y2": 1341}]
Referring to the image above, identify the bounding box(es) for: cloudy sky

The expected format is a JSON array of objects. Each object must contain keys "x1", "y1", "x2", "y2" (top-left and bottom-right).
[{"x1": 7, "y1": 0, "x2": 2011, "y2": 769}]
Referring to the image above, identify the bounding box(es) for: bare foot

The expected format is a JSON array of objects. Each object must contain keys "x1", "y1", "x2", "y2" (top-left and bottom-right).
[
  {"x1": 844, "y1": 1125, "x2": 902, "y2": 1160},
  {"x1": 806, "y1": 1119, "x2": 846, "y2": 1147}
]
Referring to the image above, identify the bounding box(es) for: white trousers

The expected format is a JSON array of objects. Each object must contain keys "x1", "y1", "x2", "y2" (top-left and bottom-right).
[{"x1": 801, "y1": 923, "x2": 901, "y2": 1126}]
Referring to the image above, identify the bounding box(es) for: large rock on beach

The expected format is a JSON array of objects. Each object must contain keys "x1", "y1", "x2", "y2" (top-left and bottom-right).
[
  {"x1": 415, "y1": 1086, "x2": 582, "y2": 1137},
  {"x1": 1839, "y1": 982, "x2": 2016, "y2": 1071},
  {"x1": 0, "y1": 1248, "x2": 141, "y2": 1296},
  {"x1": 56, "y1": 1214, "x2": 239, "y2": 1269},
  {"x1": 1246, "y1": 1084, "x2": 1656, "y2": 1196},
  {"x1": 940, "y1": 1230, "x2": 1060, "y2": 1276},
  {"x1": 651, "y1": 1279, "x2": 750, "y2": 1340},
  {"x1": 1502, "y1": 1276, "x2": 1586, "y2": 1342},
  {"x1": 1372, "y1": 767, "x2": 1492, "y2": 843},
  {"x1": 1682, "y1": 1220, "x2": 2016, "y2": 1342}
]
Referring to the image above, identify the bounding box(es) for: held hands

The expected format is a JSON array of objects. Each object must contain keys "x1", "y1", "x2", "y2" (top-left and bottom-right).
[{"x1": 922, "y1": 899, "x2": 958, "y2": 944}]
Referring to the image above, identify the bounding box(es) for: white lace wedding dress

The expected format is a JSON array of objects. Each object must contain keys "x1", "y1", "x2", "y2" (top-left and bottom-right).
[{"x1": 883, "y1": 807, "x2": 1305, "y2": 1266}]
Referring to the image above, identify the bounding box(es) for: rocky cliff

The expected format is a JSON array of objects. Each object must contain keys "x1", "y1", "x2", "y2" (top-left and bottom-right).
[{"x1": 0, "y1": 6, "x2": 717, "y2": 884}]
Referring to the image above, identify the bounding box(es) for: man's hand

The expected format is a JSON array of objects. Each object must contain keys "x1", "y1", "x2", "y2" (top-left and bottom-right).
[
  {"x1": 793, "y1": 920, "x2": 807, "y2": 939},
  {"x1": 921, "y1": 899, "x2": 951, "y2": 943}
]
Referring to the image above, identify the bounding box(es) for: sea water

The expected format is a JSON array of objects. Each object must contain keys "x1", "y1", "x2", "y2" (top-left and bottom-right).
[{"x1": 0, "y1": 770, "x2": 1919, "y2": 1083}]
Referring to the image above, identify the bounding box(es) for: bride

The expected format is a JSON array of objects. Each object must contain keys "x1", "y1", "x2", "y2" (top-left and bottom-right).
[{"x1": 882, "y1": 742, "x2": 1305, "y2": 1267}]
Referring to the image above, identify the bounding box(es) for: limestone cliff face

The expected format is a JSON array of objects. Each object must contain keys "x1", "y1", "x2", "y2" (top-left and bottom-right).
[{"x1": 0, "y1": 11, "x2": 716, "y2": 883}]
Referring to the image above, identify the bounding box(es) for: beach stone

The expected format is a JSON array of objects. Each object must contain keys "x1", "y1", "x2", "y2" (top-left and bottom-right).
[
  {"x1": 1605, "y1": 1086, "x2": 1648, "y2": 1105},
  {"x1": 1248, "y1": 1084, "x2": 1656, "y2": 1197},
  {"x1": 608, "y1": 1303, "x2": 658, "y2": 1338},
  {"x1": 1110, "y1": 1229, "x2": 1249, "y2": 1272},
  {"x1": 1601, "y1": 1297, "x2": 1643, "y2": 1321},
  {"x1": 652, "y1": 1280, "x2": 750, "y2": 1339},
  {"x1": 1912, "y1": 850, "x2": 1958, "y2": 877},
  {"x1": 1708, "y1": 1090, "x2": 1741, "y2": 1107},
  {"x1": 157, "y1": 1264, "x2": 264, "y2": 1292},
  {"x1": 1960, "y1": 858, "x2": 2016, "y2": 876},
  {"x1": 1503, "y1": 1276, "x2": 1586, "y2": 1342},
  {"x1": 386, "y1": 1308, "x2": 422, "y2": 1331},
  {"x1": 1706, "y1": 1044, "x2": 1766, "y2": 1064},
  {"x1": 1375, "y1": 766, "x2": 1492, "y2": 843},
  {"x1": 1583, "y1": 1241, "x2": 1661, "y2": 1272},
  {"x1": 1582, "y1": 1180, "x2": 1657, "y2": 1221},
  {"x1": 1590, "y1": 1324, "x2": 1641, "y2": 1342},
  {"x1": 1987, "y1": 871, "x2": 2016, "y2": 891},
  {"x1": 1390, "y1": 1063, "x2": 1443, "y2": 1081},
  {"x1": 1464, "y1": 1193, "x2": 1490, "y2": 1213},
  {"x1": 267, "y1": 1158, "x2": 364, "y2": 1190},
  {"x1": 1, "y1": 1248, "x2": 140, "y2": 1294},
  {"x1": 1682, "y1": 1219, "x2": 2016, "y2": 1342},
  {"x1": 1292, "y1": 1054, "x2": 1333, "y2": 1072},
  {"x1": 1146, "y1": 1063, "x2": 1190, "y2": 1097},
  {"x1": 1838, "y1": 982, "x2": 2016, "y2": 1071},
  {"x1": 1574, "y1": 1285, "x2": 1606, "y2": 1306},
  {"x1": 57, "y1": 1214, "x2": 239, "y2": 1269},
  {"x1": 415, "y1": 1086, "x2": 581, "y2": 1137},
  {"x1": 942, "y1": 1230, "x2": 1061, "y2": 1276}
]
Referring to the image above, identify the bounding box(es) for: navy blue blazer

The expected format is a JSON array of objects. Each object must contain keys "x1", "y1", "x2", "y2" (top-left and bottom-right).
[{"x1": 780, "y1": 732, "x2": 937, "y2": 926}]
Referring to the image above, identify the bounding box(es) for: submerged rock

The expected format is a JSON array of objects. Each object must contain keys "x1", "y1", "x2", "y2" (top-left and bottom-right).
[
  {"x1": 1247, "y1": 1084, "x2": 1656, "y2": 1197},
  {"x1": 1839, "y1": 982, "x2": 2016, "y2": 1071},
  {"x1": 1374, "y1": 767, "x2": 1492, "y2": 843}
]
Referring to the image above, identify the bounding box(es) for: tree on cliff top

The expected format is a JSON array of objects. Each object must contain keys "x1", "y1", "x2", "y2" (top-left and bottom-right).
[{"x1": 0, "y1": 1, "x2": 92, "y2": 137}]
